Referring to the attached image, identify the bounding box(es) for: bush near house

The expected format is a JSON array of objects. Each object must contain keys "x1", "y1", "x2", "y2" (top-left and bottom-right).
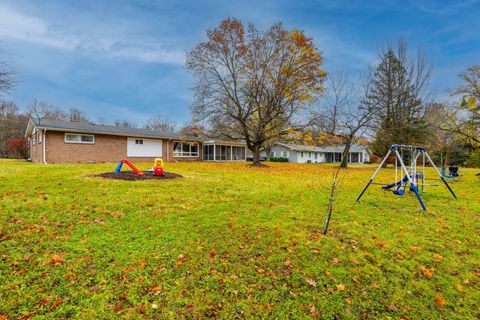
[
  {"x1": 270, "y1": 157, "x2": 289, "y2": 162},
  {"x1": 7, "y1": 138, "x2": 29, "y2": 159},
  {"x1": 0, "y1": 161, "x2": 478, "y2": 319}
]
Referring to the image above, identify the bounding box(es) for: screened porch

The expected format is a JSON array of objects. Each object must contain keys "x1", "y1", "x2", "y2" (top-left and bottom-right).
[{"x1": 202, "y1": 141, "x2": 246, "y2": 161}]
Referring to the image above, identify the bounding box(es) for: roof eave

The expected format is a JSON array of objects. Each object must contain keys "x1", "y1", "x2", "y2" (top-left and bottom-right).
[
  {"x1": 35, "y1": 127, "x2": 195, "y2": 141},
  {"x1": 24, "y1": 119, "x2": 36, "y2": 138}
]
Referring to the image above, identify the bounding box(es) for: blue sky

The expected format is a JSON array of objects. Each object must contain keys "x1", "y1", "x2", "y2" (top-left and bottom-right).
[{"x1": 1, "y1": 0, "x2": 479, "y2": 126}]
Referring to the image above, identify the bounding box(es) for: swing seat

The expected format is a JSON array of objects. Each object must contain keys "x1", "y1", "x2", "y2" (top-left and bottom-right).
[{"x1": 393, "y1": 189, "x2": 405, "y2": 195}]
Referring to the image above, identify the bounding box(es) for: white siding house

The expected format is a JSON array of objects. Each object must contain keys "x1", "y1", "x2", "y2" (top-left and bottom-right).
[{"x1": 262, "y1": 142, "x2": 372, "y2": 164}]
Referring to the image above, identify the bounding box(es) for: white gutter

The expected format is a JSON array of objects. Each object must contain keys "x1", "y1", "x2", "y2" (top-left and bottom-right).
[{"x1": 42, "y1": 129, "x2": 47, "y2": 164}]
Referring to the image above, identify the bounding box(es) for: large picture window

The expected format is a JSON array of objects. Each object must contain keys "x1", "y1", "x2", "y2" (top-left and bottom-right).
[
  {"x1": 65, "y1": 133, "x2": 95, "y2": 144},
  {"x1": 173, "y1": 141, "x2": 199, "y2": 157}
]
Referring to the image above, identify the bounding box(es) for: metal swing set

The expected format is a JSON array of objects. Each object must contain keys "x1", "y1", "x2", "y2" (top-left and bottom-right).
[{"x1": 356, "y1": 144, "x2": 457, "y2": 211}]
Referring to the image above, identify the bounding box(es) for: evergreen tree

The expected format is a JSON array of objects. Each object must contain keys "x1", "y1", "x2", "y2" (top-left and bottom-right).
[{"x1": 366, "y1": 45, "x2": 430, "y2": 156}]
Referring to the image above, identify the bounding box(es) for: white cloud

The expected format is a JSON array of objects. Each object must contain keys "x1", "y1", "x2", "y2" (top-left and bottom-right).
[{"x1": 0, "y1": 4, "x2": 184, "y2": 64}]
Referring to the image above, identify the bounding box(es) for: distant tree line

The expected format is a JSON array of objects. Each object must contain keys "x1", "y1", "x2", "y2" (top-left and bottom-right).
[{"x1": 1, "y1": 19, "x2": 479, "y2": 167}]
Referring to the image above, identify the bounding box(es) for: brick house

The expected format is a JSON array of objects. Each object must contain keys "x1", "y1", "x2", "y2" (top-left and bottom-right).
[{"x1": 25, "y1": 118, "x2": 247, "y2": 164}]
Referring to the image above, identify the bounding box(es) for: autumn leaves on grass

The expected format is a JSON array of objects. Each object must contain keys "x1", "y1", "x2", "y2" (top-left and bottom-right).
[{"x1": 409, "y1": 245, "x2": 464, "y2": 309}]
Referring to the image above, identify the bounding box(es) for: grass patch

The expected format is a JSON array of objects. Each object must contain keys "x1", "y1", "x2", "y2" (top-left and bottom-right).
[{"x1": 0, "y1": 160, "x2": 479, "y2": 319}]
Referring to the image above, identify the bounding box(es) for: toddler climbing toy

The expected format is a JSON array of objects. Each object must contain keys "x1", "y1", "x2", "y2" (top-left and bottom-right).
[
  {"x1": 153, "y1": 158, "x2": 165, "y2": 176},
  {"x1": 356, "y1": 144, "x2": 457, "y2": 211}
]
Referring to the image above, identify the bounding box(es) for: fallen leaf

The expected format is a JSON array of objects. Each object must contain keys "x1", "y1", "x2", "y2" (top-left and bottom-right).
[
  {"x1": 50, "y1": 299, "x2": 63, "y2": 310},
  {"x1": 433, "y1": 254, "x2": 443, "y2": 263},
  {"x1": 284, "y1": 259, "x2": 292, "y2": 268},
  {"x1": 177, "y1": 254, "x2": 186, "y2": 267},
  {"x1": 421, "y1": 266, "x2": 435, "y2": 278},
  {"x1": 387, "y1": 304, "x2": 397, "y2": 311},
  {"x1": 308, "y1": 304, "x2": 320, "y2": 317},
  {"x1": 337, "y1": 284, "x2": 346, "y2": 291},
  {"x1": 49, "y1": 254, "x2": 65, "y2": 266},
  {"x1": 306, "y1": 278, "x2": 317, "y2": 287},
  {"x1": 463, "y1": 279, "x2": 470, "y2": 285},
  {"x1": 209, "y1": 249, "x2": 216, "y2": 259},
  {"x1": 434, "y1": 294, "x2": 445, "y2": 308},
  {"x1": 147, "y1": 285, "x2": 162, "y2": 292},
  {"x1": 409, "y1": 246, "x2": 421, "y2": 253}
]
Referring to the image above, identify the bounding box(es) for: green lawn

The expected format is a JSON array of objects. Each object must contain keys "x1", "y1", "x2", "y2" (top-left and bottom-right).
[{"x1": 0, "y1": 160, "x2": 479, "y2": 319}]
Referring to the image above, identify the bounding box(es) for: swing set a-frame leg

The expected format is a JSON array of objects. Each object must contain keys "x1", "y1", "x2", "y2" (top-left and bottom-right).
[
  {"x1": 356, "y1": 149, "x2": 392, "y2": 202},
  {"x1": 424, "y1": 152, "x2": 457, "y2": 199}
]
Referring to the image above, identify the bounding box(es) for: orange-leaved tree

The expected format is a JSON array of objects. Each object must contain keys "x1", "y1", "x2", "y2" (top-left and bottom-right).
[{"x1": 186, "y1": 18, "x2": 327, "y2": 166}]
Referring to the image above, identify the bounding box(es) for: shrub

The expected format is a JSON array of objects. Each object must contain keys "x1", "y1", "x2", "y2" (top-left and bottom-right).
[
  {"x1": 270, "y1": 157, "x2": 289, "y2": 162},
  {"x1": 7, "y1": 139, "x2": 29, "y2": 159},
  {"x1": 370, "y1": 155, "x2": 382, "y2": 163},
  {"x1": 466, "y1": 150, "x2": 480, "y2": 168}
]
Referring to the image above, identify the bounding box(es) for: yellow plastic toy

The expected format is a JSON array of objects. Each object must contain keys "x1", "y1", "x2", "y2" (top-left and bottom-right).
[
  {"x1": 153, "y1": 158, "x2": 164, "y2": 176},
  {"x1": 154, "y1": 158, "x2": 164, "y2": 167}
]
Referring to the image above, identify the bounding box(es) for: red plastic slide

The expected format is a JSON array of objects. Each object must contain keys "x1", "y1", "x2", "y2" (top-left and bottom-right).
[{"x1": 119, "y1": 159, "x2": 144, "y2": 175}]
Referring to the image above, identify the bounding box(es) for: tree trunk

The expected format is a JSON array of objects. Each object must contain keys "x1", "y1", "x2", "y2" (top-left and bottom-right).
[
  {"x1": 265, "y1": 145, "x2": 272, "y2": 161},
  {"x1": 340, "y1": 138, "x2": 352, "y2": 168},
  {"x1": 252, "y1": 144, "x2": 262, "y2": 166}
]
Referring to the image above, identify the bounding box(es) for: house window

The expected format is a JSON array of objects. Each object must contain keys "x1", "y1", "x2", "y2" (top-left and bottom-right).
[
  {"x1": 282, "y1": 151, "x2": 288, "y2": 158},
  {"x1": 350, "y1": 152, "x2": 359, "y2": 163},
  {"x1": 65, "y1": 133, "x2": 95, "y2": 144},
  {"x1": 309, "y1": 152, "x2": 312, "y2": 157},
  {"x1": 38, "y1": 131, "x2": 43, "y2": 143},
  {"x1": 270, "y1": 152, "x2": 275, "y2": 158},
  {"x1": 314, "y1": 153, "x2": 318, "y2": 159},
  {"x1": 301, "y1": 152, "x2": 304, "y2": 157},
  {"x1": 135, "y1": 139, "x2": 143, "y2": 145},
  {"x1": 173, "y1": 141, "x2": 199, "y2": 157}
]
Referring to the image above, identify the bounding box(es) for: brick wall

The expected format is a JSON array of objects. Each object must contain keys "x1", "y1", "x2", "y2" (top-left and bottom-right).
[{"x1": 41, "y1": 131, "x2": 202, "y2": 164}]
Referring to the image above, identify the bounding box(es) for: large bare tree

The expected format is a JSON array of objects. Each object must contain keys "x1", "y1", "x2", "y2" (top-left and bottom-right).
[
  {"x1": 186, "y1": 18, "x2": 327, "y2": 165},
  {"x1": 316, "y1": 71, "x2": 380, "y2": 168}
]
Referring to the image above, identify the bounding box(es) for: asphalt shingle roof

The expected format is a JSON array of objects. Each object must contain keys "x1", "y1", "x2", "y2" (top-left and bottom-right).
[
  {"x1": 275, "y1": 142, "x2": 371, "y2": 153},
  {"x1": 30, "y1": 118, "x2": 197, "y2": 140}
]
